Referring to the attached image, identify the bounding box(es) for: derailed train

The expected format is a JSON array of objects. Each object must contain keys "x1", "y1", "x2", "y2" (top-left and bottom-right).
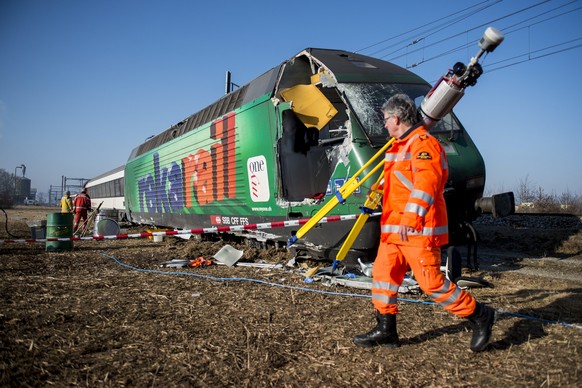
[{"x1": 95, "y1": 48, "x2": 513, "y2": 264}]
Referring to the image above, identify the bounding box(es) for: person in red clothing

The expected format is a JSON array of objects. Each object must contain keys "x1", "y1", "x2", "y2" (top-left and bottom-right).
[
  {"x1": 73, "y1": 188, "x2": 92, "y2": 233},
  {"x1": 353, "y1": 94, "x2": 495, "y2": 352}
]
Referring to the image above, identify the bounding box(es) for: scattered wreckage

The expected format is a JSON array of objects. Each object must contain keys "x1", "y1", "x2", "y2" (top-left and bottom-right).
[{"x1": 159, "y1": 243, "x2": 492, "y2": 294}]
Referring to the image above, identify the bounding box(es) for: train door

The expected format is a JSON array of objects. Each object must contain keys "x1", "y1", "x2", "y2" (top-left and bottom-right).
[
  {"x1": 275, "y1": 84, "x2": 350, "y2": 202},
  {"x1": 274, "y1": 53, "x2": 351, "y2": 202},
  {"x1": 277, "y1": 104, "x2": 330, "y2": 201}
]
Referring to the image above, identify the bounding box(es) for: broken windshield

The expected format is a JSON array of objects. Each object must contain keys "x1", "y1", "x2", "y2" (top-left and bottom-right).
[{"x1": 339, "y1": 82, "x2": 461, "y2": 145}]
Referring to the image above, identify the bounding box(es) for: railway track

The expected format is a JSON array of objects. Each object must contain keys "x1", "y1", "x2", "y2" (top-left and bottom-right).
[{"x1": 473, "y1": 212, "x2": 582, "y2": 229}]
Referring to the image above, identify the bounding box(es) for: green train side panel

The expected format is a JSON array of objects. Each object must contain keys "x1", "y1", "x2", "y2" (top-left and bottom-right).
[
  {"x1": 125, "y1": 94, "x2": 284, "y2": 225},
  {"x1": 124, "y1": 94, "x2": 377, "y2": 230}
]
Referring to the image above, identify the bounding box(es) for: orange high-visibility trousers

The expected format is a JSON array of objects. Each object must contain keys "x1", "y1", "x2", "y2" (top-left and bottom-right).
[{"x1": 371, "y1": 242, "x2": 476, "y2": 317}]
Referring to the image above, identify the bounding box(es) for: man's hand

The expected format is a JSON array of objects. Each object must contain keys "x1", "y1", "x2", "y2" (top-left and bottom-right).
[
  {"x1": 397, "y1": 224, "x2": 414, "y2": 242},
  {"x1": 366, "y1": 182, "x2": 382, "y2": 201}
]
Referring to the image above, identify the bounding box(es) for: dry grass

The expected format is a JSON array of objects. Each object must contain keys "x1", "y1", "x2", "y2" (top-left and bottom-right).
[
  {"x1": 1, "y1": 207, "x2": 581, "y2": 386},
  {"x1": 557, "y1": 231, "x2": 582, "y2": 255}
]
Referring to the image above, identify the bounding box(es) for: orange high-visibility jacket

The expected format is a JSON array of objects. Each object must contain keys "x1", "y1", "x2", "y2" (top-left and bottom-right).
[{"x1": 380, "y1": 124, "x2": 449, "y2": 248}]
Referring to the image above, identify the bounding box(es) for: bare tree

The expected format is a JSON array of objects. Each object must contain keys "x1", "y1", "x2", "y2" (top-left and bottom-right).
[
  {"x1": 533, "y1": 186, "x2": 558, "y2": 212},
  {"x1": 559, "y1": 191, "x2": 582, "y2": 215},
  {"x1": 0, "y1": 169, "x2": 16, "y2": 208},
  {"x1": 515, "y1": 174, "x2": 536, "y2": 212},
  {"x1": 36, "y1": 192, "x2": 46, "y2": 205}
]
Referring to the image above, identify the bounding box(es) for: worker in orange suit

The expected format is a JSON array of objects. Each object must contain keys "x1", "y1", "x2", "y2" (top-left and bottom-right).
[
  {"x1": 353, "y1": 94, "x2": 495, "y2": 352},
  {"x1": 73, "y1": 188, "x2": 92, "y2": 233}
]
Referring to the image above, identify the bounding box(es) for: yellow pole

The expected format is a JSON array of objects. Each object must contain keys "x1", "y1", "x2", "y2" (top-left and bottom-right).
[
  {"x1": 288, "y1": 138, "x2": 393, "y2": 246},
  {"x1": 334, "y1": 173, "x2": 384, "y2": 262}
]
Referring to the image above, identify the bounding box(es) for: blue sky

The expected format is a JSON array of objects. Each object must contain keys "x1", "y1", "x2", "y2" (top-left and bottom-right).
[{"x1": 1, "y1": 0, "x2": 581, "y2": 200}]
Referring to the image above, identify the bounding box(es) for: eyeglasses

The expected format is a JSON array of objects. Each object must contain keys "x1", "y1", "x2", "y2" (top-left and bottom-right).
[{"x1": 383, "y1": 114, "x2": 394, "y2": 123}]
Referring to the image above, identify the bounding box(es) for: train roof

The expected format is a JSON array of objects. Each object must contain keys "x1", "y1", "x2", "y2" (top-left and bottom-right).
[
  {"x1": 128, "y1": 48, "x2": 425, "y2": 160},
  {"x1": 303, "y1": 48, "x2": 425, "y2": 84},
  {"x1": 127, "y1": 65, "x2": 281, "y2": 160},
  {"x1": 86, "y1": 165, "x2": 125, "y2": 185}
]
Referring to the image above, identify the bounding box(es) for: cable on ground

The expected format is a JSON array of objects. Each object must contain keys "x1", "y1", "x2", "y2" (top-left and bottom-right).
[{"x1": 100, "y1": 251, "x2": 582, "y2": 330}]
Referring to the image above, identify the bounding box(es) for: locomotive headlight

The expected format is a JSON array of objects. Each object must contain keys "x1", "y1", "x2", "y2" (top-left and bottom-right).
[{"x1": 466, "y1": 176, "x2": 485, "y2": 190}]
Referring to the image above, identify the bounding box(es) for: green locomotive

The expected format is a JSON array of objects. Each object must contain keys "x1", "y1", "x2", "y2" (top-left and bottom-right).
[{"x1": 124, "y1": 48, "x2": 512, "y2": 265}]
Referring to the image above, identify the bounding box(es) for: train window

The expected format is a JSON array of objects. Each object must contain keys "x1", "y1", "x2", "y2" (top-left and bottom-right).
[
  {"x1": 339, "y1": 82, "x2": 432, "y2": 144},
  {"x1": 317, "y1": 88, "x2": 348, "y2": 141},
  {"x1": 428, "y1": 113, "x2": 462, "y2": 134},
  {"x1": 114, "y1": 179, "x2": 121, "y2": 197},
  {"x1": 119, "y1": 177, "x2": 125, "y2": 196},
  {"x1": 87, "y1": 176, "x2": 124, "y2": 199}
]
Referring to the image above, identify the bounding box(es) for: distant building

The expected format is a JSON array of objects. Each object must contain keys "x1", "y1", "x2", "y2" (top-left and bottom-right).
[{"x1": 14, "y1": 177, "x2": 31, "y2": 204}]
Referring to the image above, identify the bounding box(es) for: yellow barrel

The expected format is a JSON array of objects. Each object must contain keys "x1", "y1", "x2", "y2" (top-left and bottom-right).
[{"x1": 45, "y1": 213, "x2": 73, "y2": 251}]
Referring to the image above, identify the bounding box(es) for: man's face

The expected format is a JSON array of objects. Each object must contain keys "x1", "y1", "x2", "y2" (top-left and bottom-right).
[{"x1": 384, "y1": 113, "x2": 396, "y2": 137}]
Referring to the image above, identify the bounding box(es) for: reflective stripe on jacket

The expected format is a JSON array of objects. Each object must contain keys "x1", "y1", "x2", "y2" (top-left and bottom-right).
[
  {"x1": 73, "y1": 193, "x2": 91, "y2": 212},
  {"x1": 380, "y1": 124, "x2": 449, "y2": 248}
]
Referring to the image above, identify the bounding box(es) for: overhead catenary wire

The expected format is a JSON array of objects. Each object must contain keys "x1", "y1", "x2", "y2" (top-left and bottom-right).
[
  {"x1": 501, "y1": 1, "x2": 582, "y2": 34},
  {"x1": 486, "y1": 37, "x2": 582, "y2": 72},
  {"x1": 406, "y1": 2, "x2": 582, "y2": 70},
  {"x1": 361, "y1": 0, "x2": 553, "y2": 60},
  {"x1": 415, "y1": 34, "x2": 582, "y2": 83},
  {"x1": 357, "y1": 0, "x2": 502, "y2": 56},
  {"x1": 354, "y1": 0, "x2": 494, "y2": 52},
  {"x1": 357, "y1": 0, "x2": 582, "y2": 74},
  {"x1": 386, "y1": 0, "x2": 575, "y2": 63}
]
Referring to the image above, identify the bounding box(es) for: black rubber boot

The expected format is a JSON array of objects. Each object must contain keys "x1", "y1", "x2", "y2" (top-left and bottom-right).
[
  {"x1": 353, "y1": 312, "x2": 400, "y2": 348},
  {"x1": 467, "y1": 302, "x2": 496, "y2": 352}
]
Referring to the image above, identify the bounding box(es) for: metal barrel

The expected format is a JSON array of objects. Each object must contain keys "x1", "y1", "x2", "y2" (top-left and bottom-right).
[
  {"x1": 94, "y1": 208, "x2": 120, "y2": 236},
  {"x1": 45, "y1": 213, "x2": 73, "y2": 251},
  {"x1": 97, "y1": 208, "x2": 118, "y2": 220}
]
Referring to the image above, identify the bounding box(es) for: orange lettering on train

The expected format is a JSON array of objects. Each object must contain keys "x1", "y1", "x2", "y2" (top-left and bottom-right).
[
  {"x1": 194, "y1": 149, "x2": 213, "y2": 205},
  {"x1": 211, "y1": 113, "x2": 237, "y2": 200},
  {"x1": 211, "y1": 119, "x2": 225, "y2": 201},
  {"x1": 226, "y1": 113, "x2": 236, "y2": 198},
  {"x1": 182, "y1": 153, "x2": 196, "y2": 208},
  {"x1": 180, "y1": 114, "x2": 237, "y2": 208}
]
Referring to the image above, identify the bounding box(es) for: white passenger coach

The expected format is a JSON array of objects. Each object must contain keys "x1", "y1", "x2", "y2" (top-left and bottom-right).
[{"x1": 84, "y1": 165, "x2": 126, "y2": 221}]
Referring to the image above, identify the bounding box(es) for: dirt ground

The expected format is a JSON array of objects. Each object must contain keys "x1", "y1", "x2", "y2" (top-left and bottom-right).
[{"x1": 1, "y1": 207, "x2": 581, "y2": 387}]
